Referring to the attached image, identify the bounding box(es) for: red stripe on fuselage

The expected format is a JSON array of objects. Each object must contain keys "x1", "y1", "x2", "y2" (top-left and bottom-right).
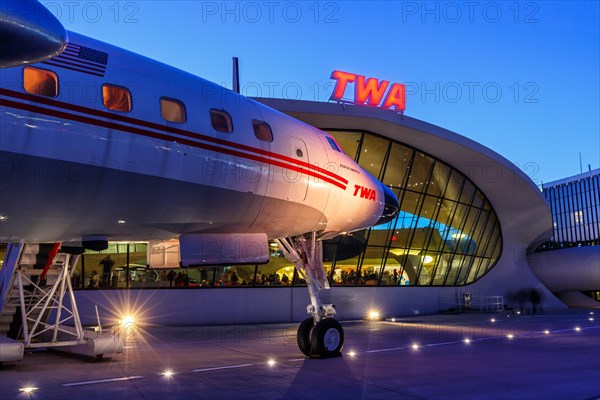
[
  {"x1": 0, "y1": 98, "x2": 347, "y2": 190},
  {"x1": 0, "y1": 88, "x2": 348, "y2": 186}
]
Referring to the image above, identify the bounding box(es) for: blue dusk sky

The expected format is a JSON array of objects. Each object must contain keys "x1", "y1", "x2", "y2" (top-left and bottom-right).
[{"x1": 46, "y1": 0, "x2": 599, "y2": 185}]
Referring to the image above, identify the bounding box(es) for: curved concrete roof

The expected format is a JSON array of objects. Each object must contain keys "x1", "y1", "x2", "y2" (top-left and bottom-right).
[{"x1": 256, "y1": 98, "x2": 552, "y2": 248}]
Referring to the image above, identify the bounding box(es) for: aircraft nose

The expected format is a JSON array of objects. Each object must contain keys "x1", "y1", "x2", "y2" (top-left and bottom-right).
[{"x1": 377, "y1": 183, "x2": 399, "y2": 225}]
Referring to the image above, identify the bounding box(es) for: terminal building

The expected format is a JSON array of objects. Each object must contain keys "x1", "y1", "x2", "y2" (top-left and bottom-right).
[
  {"x1": 41, "y1": 95, "x2": 599, "y2": 327},
  {"x1": 529, "y1": 169, "x2": 600, "y2": 307},
  {"x1": 537, "y1": 169, "x2": 599, "y2": 250}
]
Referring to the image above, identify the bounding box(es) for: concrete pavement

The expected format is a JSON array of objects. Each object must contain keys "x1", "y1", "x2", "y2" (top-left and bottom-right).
[{"x1": 1, "y1": 309, "x2": 598, "y2": 399}]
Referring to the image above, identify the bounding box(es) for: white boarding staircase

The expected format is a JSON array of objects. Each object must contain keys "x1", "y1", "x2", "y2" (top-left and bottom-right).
[{"x1": 0, "y1": 243, "x2": 123, "y2": 363}]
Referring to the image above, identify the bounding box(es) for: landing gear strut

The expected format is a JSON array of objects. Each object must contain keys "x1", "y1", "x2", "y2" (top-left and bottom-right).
[{"x1": 276, "y1": 233, "x2": 344, "y2": 358}]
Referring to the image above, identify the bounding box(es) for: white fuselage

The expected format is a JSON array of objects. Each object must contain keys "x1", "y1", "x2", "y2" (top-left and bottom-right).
[{"x1": 0, "y1": 31, "x2": 391, "y2": 244}]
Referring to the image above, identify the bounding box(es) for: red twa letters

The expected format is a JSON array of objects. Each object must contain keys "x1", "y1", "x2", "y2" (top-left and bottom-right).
[
  {"x1": 330, "y1": 70, "x2": 406, "y2": 112},
  {"x1": 353, "y1": 185, "x2": 376, "y2": 201}
]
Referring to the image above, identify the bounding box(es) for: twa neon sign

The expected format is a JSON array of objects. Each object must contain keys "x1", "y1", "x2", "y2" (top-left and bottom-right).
[{"x1": 329, "y1": 70, "x2": 406, "y2": 112}]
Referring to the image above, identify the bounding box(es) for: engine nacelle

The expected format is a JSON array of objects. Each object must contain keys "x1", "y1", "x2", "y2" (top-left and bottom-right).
[
  {"x1": 0, "y1": 0, "x2": 66, "y2": 68},
  {"x1": 179, "y1": 233, "x2": 269, "y2": 266}
]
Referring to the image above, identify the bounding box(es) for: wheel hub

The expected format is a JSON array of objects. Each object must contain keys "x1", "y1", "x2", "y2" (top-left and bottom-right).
[{"x1": 323, "y1": 327, "x2": 341, "y2": 351}]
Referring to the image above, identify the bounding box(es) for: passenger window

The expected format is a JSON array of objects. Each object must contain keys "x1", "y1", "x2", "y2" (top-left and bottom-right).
[
  {"x1": 23, "y1": 67, "x2": 58, "y2": 97},
  {"x1": 161, "y1": 98, "x2": 186, "y2": 123},
  {"x1": 102, "y1": 84, "x2": 131, "y2": 112},
  {"x1": 252, "y1": 120, "x2": 273, "y2": 142},
  {"x1": 326, "y1": 136, "x2": 341, "y2": 152},
  {"x1": 210, "y1": 109, "x2": 233, "y2": 133}
]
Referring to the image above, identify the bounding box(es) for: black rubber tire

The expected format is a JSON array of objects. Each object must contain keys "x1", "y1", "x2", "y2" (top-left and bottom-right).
[
  {"x1": 310, "y1": 318, "x2": 344, "y2": 357},
  {"x1": 297, "y1": 317, "x2": 314, "y2": 357}
]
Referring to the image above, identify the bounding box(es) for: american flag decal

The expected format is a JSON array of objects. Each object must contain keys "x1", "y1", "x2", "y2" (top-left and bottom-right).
[{"x1": 42, "y1": 43, "x2": 108, "y2": 77}]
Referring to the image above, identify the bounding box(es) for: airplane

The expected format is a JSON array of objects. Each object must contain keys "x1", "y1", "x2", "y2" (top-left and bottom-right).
[{"x1": 0, "y1": 0, "x2": 399, "y2": 358}]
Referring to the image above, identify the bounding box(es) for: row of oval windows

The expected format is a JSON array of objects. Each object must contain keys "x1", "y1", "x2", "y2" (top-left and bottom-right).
[{"x1": 22, "y1": 66, "x2": 274, "y2": 142}]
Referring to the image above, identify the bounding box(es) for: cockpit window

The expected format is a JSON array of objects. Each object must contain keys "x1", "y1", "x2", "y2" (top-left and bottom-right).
[{"x1": 326, "y1": 136, "x2": 341, "y2": 152}]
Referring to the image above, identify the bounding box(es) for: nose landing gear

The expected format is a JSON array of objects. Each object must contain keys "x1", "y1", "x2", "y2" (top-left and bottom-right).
[{"x1": 276, "y1": 233, "x2": 344, "y2": 358}]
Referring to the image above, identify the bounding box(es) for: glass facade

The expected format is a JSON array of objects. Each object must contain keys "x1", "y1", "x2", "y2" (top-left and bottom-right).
[
  {"x1": 536, "y1": 170, "x2": 600, "y2": 251},
  {"x1": 0, "y1": 131, "x2": 503, "y2": 289},
  {"x1": 324, "y1": 130, "x2": 502, "y2": 286}
]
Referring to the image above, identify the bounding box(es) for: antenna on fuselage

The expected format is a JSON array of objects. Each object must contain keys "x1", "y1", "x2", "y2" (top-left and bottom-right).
[{"x1": 232, "y1": 57, "x2": 240, "y2": 93}]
